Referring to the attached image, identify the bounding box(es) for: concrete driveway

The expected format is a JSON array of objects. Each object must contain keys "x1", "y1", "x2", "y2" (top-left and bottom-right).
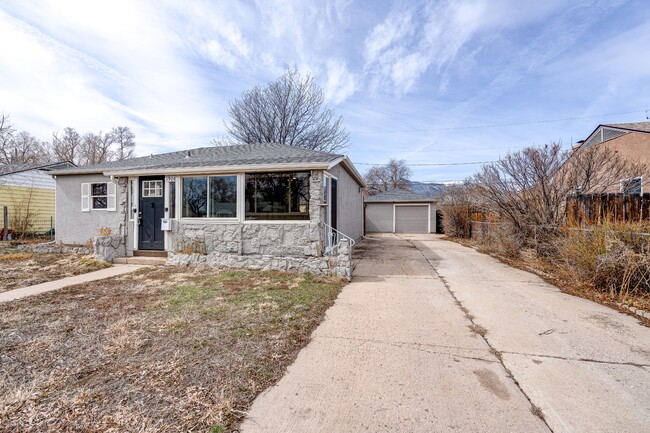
[{"x1": 241, "y1": 234, "x2": 650, "y2": 433}]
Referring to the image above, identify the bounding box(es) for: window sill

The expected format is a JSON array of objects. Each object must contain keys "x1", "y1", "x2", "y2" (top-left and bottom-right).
[
  {"x1": 179, "y1": 218, "x2": 240, "y2": 224},
  {"x1": 243, "y1": 220, "x2": 310, "y2": 224}
]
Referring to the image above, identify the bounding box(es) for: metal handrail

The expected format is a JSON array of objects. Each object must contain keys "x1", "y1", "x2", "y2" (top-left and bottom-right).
[
  {"x1": 323, "y1": 222, "x2": 355, "y2": 281},
  {"x1": 323, "y1": 222, "x2": 356, "y2": 255}
]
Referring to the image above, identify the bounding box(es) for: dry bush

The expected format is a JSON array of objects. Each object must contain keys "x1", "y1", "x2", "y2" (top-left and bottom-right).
[
  {"x1": 441, "y1": 204, "x2": 471, "y2": 238},
  {"x1": 555, "y1": 222, "x2": 650, "y2": 296},
  {"x1": 97, "y1": 227, "x2": 112, "y2": 236},
  {"x1": 0, "y1": 252, "x2": 32, "y2": 262},
  {"x1": 439, "y1": 183, "x2": 476, "y2": 238},
  {"x1": 469, "y1": 221, "x2": 525, "y2": 259}
]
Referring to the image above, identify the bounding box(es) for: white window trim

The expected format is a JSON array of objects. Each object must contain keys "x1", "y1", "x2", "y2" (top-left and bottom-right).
[
  {"x1": 142, "y1": 180, "x2": 163, "y2": 198},
  {"x1": 128, "y1": 178, "x2": 136, "y2": 221},
  {"x1": 81, "y1": 181, "x2": 116, "y2": 212},
  {"x1": 147, "y1": 171, "x2": 316, "y2": 224},
  {"x1": 132, "y1": 177, "x2": 139, "y2": 251},
  {"x1": 393, "y1": 203, "x2": 432, "y2": 233},
  {"x1": 179, "y1": 174, "x2": 241, "y2": 221},
  {"x1": 243, "y1": 171, "x2": 312, "y2": 222},
  {"x1": 620, "y1": 176, "x2": 643, "y2": 194}
]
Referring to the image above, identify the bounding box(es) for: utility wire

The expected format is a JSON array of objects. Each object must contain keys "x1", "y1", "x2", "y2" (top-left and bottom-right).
[
  {"x1": 349, "y1": 109, "x2": 647, "y2": 134},
  {"x1": 354, "y1": 160, "x2": 495, "y2": 166}
]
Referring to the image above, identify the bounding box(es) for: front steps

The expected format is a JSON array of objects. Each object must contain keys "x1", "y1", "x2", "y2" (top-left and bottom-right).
[{"x1": 114, "y1": 250, "x2": 168, "y2": 265}]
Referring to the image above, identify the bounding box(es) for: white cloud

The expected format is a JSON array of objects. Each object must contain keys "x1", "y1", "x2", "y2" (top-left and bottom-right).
[
  {"x1": 200, "y1": 39, "x2": 240, "y2": 70},
  {"x1": 324, "y1": 58, "x2": 357, "y2": 104}
]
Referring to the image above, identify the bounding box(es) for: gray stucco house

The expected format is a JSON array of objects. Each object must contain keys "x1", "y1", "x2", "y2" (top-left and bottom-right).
[
  {"x1": 365, "y1": 189, "x2": 437, "y2": 234},
  {"x1": 50, "y1": 143, "x2": 365, "y2": 277}
]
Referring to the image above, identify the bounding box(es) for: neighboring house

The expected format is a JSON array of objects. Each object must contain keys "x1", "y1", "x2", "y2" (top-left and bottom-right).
[
  {"x1": 365, "y1": 189, "x2": 437, "y2": 234},
  {"x1": 575, "y1": 122, "x2": 650, "y2": 194},
  {"x1": 0, "y1": 162, "x2": 74, "y2": 233},
  {"x1": 49, "y1": 143, "x2": 364, "y2": 276}
]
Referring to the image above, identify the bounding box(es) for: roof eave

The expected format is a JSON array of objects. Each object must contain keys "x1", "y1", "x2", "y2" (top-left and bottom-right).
[
  {"x1": 366, "y1": 199, "x2": 437, "y2": 203},
  {"x1": 101, "y1": 162, "x2": 333, "y2": 177},
  {"x1": 328, "y1": 156, "x2": 366, "y2": 188}
]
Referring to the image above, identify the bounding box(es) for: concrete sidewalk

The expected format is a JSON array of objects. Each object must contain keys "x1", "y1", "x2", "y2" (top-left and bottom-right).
[
  {"x1": 0, "y1": 264, "x2": 146, "y2": 303},
  {"x1": 240, "y1": 235, "x2": 549, "y2": 432}
]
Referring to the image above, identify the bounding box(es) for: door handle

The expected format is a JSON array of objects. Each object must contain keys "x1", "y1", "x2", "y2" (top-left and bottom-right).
[{"x1": 138, "y1": 211, "x2": 142, "y2": 226}]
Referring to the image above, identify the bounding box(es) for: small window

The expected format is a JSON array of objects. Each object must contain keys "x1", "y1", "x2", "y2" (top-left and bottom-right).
[
  {"x1": 129, "y1": 180, "x2": 136, "y2": 219},
  {"x1": 621, "y1": 177, "x2": 642, "y2": 195},
  {"x1": 168, "y1": 180, "x2": 176, "y2": 218},
  {"x1": 91, "y1": 183, "x2": 108, "y2": 209},
  {"x1": 82, "y1": 182, "x2": 115, "y2": 212},
  {"x1": 142, "y1": 180, "x2": 163, "y2": 197}
]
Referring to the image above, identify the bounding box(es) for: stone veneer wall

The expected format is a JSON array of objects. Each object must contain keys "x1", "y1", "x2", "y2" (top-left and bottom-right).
[
  {"x1": 93, "y1": 234, "x2": 126, "y2": 263},
  {"x1": 169, "y1": 170, "x2": 325, "y2": 258},
  {"x1": 167, "y1": 239, "x2": 352, "y2": 279},
  {"x1": 166, "y1": 170, "x2": 353, "y2": 279}
]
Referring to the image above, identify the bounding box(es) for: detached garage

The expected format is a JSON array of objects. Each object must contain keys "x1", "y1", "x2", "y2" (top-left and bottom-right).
[{"x1": 365, "y1": 189, "x2": 437, "y2": 234}]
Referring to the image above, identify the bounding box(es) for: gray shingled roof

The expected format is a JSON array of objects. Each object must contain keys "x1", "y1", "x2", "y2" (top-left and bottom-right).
[
  {"x1": 50, "y1": 143, "x2": 343, "y2": 175},
  {"x1": 365, "y1": 188, "x2": 436, "y2": 202},
  {"x1": 603, "y1": 122, "x2": 650, "y2": 133},
  {"x1": 0, "y1": 161, "x2": 74, "y2": 176}
]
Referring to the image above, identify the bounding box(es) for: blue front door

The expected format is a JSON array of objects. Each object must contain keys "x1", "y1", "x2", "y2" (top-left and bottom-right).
[{"x1": 138, "y1": 177, "x2": 165, "y2": 250}]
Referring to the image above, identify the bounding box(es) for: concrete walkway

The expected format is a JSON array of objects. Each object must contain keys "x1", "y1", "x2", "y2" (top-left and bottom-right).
[
  {"x1": 0, "y1": 264, "x2": 146, "y2": 303},
  {"x1": 241, "y1": 234, "x2": 650, "y2": 433}
]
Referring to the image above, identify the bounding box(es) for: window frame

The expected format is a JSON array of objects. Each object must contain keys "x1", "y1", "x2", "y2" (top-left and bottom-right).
[
  {"x1": 620, "y1": 176, "x2": 643, "y2": 195},
  {"x1": 244, "y1": 171, "x2": 311, "y2": 221},
  {"x1": 179, "y1": 174, "x2": 240, "y2": 221},
  {"x1": 91, "y1": 182, "x2": 109, "y2": 210},
  {"x1": 141, "y1": 180, "x2": 163, "y2": 198},
  {"x1": 81, "y1": 181, "x2": 116, "y2": 212}
]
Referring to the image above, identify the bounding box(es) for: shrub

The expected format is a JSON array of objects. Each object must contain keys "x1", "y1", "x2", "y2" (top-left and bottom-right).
[
  {"x1": 441, "y1": 204, "x2": 471, "y2": 238},
  {"x1": 555, "y1": 222, "x2": 650, "y2": 296}
]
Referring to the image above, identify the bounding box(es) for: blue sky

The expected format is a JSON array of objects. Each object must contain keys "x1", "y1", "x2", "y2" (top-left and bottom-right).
[{"x1": 0, "y1": 0, "x2": 649, "y2": 182}]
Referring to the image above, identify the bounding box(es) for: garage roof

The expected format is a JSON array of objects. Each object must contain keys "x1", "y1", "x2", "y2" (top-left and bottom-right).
[{"x1": 365, "y1": 188, "x2": 437, "y2": 203}]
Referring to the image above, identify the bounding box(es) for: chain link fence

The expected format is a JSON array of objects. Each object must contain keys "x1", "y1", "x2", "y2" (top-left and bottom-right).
[{"x1": 1, "y1": 206, "x2": 55, "y2": 241}]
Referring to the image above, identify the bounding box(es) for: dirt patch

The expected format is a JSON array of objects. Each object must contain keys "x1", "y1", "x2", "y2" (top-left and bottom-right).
[
  {"x1": 0, "y1": 248, "x2": 110, "y2": 293},
  {"x1": 0, "y1": 267, "x2": 345, "y2": 432}
]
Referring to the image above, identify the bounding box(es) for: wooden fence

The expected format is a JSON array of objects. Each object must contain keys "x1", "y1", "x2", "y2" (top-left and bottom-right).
[{"x1": 566, "y1": 193, "x2": 650, "y2": 224}]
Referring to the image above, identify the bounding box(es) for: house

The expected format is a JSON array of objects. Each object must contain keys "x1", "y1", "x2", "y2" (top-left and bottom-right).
[
  {"x1": 0, "y1": 162, "x2": 74, "y2": 234},
  {"x1": 563, "y1": 122, "x2": 650, "y2": 223},
  {"x1": 365, "y1": 189, "x2": 437, "y2": 234},
  {"x1": 576, "y1": 121, "x2": 650, "y2": 194},
  {"x1": 49, "y1": 143, "x2": 365, "y2": 276}
]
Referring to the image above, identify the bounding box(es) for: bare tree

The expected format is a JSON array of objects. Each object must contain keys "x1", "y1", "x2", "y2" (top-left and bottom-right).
[
  {"x1": 80, "y1": 131, "x2": 115, "y2": 165},
  {"x1": 4, "y1": 131, "x2": 48, "y2": 164},
  {"x1": 226, "y1": 68, "x2": 349, "y2": 153},
  {"x1": 364, "y1": 159, "x2": 413, "y2": 195},
  {"x1": 50, "y1": 127, "x2": 83, "y2": 165},
  {"x1": 112, "y1": 126, "x2": 135, "y2": 160},
  {"x1": 211, "y1": 136, "x2": 237, "y2": 147},
  {"x1": 0, "y1": 114, "x2": 15, "y2": 163},
  {"x1": 473, "y1": 143, "x2": 646, "y2": 239}
]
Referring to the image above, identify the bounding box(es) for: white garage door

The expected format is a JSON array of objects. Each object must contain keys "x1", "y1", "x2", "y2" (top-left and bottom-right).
[{"x1": 395, "y1": 205, "x2": 429, "y2": 233}]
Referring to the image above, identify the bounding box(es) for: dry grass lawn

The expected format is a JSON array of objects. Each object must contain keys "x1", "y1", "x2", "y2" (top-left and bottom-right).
[
  {"x1": 0, "y1": 243, "x2": 109, "y2": 293},
  {"x1": 0, "y1": 266, "x2": 345, "y2": 432}
]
